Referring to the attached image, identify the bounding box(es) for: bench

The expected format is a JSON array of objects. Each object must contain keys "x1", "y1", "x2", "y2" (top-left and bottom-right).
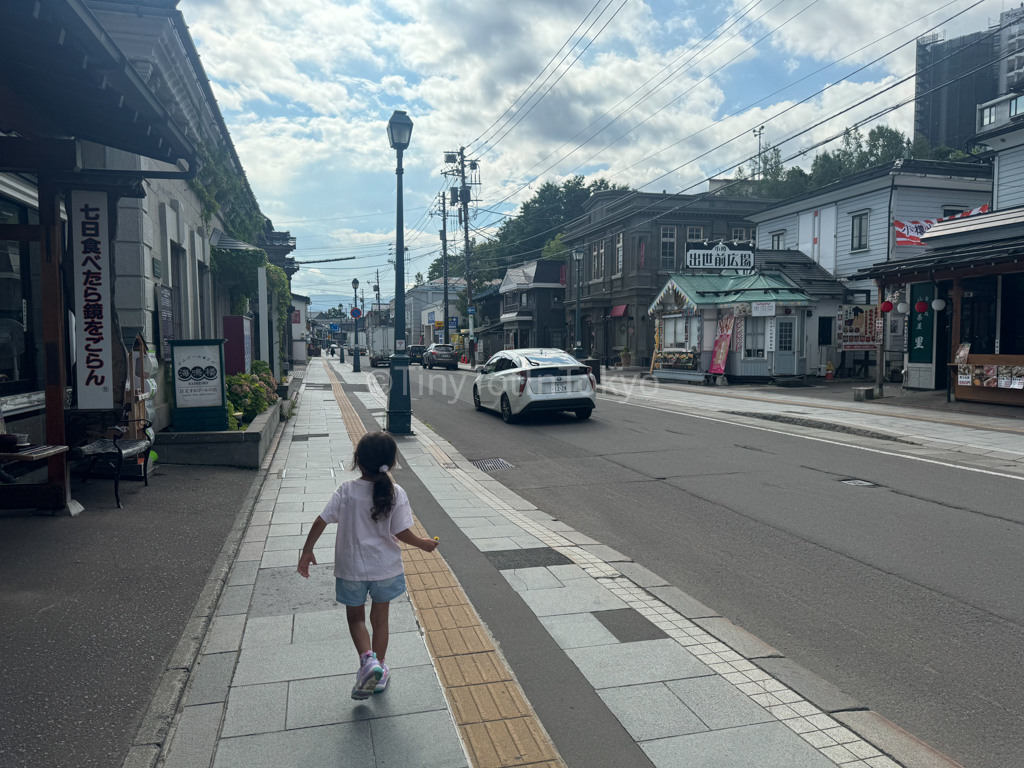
[{"x1": 66, "y1": 408, "x2": 152, "y2": 509}]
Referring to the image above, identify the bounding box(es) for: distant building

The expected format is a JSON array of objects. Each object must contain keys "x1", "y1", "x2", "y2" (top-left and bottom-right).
[{"x1": 914, "y1": 30, "x2": 998, "y2": 152}]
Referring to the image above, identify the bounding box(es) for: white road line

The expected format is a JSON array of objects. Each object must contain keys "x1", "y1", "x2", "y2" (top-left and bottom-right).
[{"x1": 601, "y1": 396, "x2": 1024, "y2": 482}]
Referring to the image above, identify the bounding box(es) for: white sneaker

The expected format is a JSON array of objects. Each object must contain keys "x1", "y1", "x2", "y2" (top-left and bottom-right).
[{"x1": 351, "y1": 652, "x2": 383, "y2": 700}]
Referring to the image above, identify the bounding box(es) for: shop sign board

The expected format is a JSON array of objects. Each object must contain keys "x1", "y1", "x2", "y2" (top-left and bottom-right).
[
  {"x1": 766, "y1": 317, "x2": 777, "y2": 352},
  {"x1": 686, "y1": 243, "x2": 753, "y2": 270},
  {"x1": 908, "y1": 284, "x2": 934, "y2": 364},
  {"x1": 171, "y1": 340, "x2": 228, "y2": 431},
  {"x1": 159, "y1": 285, "x2": 175, "y2": 359},
  {"x1": 709, "y1": 315, "x2": 735, "y2": 374},
  {"x1": 448, "y1": 316, "x2": 459, "y2": 330},
  {"x1": 837, "y1": 304, "x2": 880, "y2": 350},
  {"x1": 71, "y1": 191, "x2": 114, "y2": 409},
  {"x1": 751, "y1": 301, "x2": 776, "y2": 317}
]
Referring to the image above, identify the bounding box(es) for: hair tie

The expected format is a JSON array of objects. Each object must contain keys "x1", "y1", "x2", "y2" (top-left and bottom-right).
[{"x1": 379, "y1": 464, "x2": 390, "y2": 474}]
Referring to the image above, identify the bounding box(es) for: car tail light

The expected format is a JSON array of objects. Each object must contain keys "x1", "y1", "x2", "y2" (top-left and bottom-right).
[
  {"x1": 518, "y1": 371, "x2": 528, "y2": 396},
  {"x1": 587, "y1": 366, "x2": 596, "y2": 390}
]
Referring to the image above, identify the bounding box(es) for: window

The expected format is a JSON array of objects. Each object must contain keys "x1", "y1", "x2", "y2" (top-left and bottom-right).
[
  {"x1": 777, "y1": 319, "x2": 794, "y2": 352},
  {"x1": 520, "y1": 292, "x2": 527, "y2": 306},
  {"x1": 851, "y1": 211, "x2": 869, "y2": 251},
  {"x1": 660, "y1": 226, "x2": 676, "y2": 270},
  {"x1": 818, "y1": 316, "x2": 834, "y2": 347},
  {"x1": 591, "y1": 242, "x2": 604, "y2": 280},
  {"x1": 1001, "y1": 273, "x2": 1024, "y2": 354},
  {"x1": 744, "y1": 317, "x2": 766, "y2": 357},
  {"x1": 942, "y1": 207, "x2": 965, "y2": 219},
  {"x1": 663, "y1": 316, "x2": 700, "y2": 349},
  {"x1": 0, "y1": 197, "x2": 42, "y2": 396},
  {"x1": 614, "y1": 233, "x2": 623, "y2": 275},
  {"x1": 598, "y1": 240, "x2": 605, "y2": 279},
  {"x1": 686, "y1": 225, "x2": 705, "y2": 242},
  {"x1": 981, "y1": 106, "x2": 995, "y2": 126},
  {"x1": 960, "y1": 276, "x2": 997, "y2": 354},
  {"x1": 1012, "y1": 96, "x2": 1024, "y2": 118},
  {"x1": 732, "y1": 227, "x2": 751, "y2": 241},
  {"x1": 171, "y1": 243, "x2": 186, "y2": 341},
  {"x1": 770, "y1": 231, "x2": 786, "y2": 249}
]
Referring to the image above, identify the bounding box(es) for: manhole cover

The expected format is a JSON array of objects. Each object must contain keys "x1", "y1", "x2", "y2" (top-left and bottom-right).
[
  {"x1": 841, "y1": 479, "x2": 877, "y2": 487},
  {"x1": 471, "y1": 458, "x2": 515, "y2": 472}
]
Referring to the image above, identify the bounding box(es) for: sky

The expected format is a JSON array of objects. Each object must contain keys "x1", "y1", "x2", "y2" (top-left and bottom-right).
[{"x1": 178, "y1": 0, "x2": 1003, "y2": 310}]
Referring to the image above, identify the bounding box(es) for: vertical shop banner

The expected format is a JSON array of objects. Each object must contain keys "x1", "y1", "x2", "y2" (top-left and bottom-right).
[
  {"x1": 837, "y1": 305, "x2": 880, "y2": 350},
  {"x1": 72, "y1": 191, "x2": 114, "y2": 409},
  {"x1": 908, "y1": 284, "x2": 934, "y2": 364},
  {"x1": 766, "y1": 316, "x2": 777, "y2": 352},
  {"x1": 709, "y1": 315, "x2": 735, "y2": 374}
]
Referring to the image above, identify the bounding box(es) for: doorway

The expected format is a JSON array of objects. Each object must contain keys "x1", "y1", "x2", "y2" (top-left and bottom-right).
[{"x1": 775, "y1": 318, "x2": 796, "y2": 375}]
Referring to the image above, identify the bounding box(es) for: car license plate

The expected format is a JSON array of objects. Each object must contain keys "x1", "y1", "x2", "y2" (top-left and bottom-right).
[{"x1": 553, "y1": 384, "x2": 567, "y2": 393}]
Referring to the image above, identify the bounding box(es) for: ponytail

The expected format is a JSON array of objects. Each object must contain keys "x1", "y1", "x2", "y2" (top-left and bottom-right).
[{"x1": 354, "y1": 431, "x2": 398, "y2": 521}]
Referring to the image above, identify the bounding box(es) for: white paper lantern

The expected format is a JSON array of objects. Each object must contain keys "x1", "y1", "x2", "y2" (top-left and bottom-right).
[
  {"x1": 896, "y1": 302, "x2": 910, "y2": 314},
  {"x1": 931, "y1": 298, "x2": 946, "y2": 311}
]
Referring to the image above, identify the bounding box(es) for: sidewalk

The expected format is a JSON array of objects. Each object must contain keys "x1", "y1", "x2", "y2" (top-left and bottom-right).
[
  {"x1": 595, "y1": 372, "x2": 1024, "y2": 469},
  {"x1": 150, "y1": 359, "x2": 958, "y2": 768}
]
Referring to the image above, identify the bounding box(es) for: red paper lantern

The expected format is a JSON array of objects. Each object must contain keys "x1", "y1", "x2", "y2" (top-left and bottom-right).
[
  {"x1": 881, "y1": 301, "x2": 894, "y2": 312},
  {"x1": 914, "y1": 300, "x2": 929, "y2": 313}
]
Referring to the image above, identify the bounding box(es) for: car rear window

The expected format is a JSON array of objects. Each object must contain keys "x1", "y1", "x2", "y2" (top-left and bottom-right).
[
  {"x1": 434, "y1": 345, "x2": 454, "y2": 352},
  {"x1": 524, "y1": 353, "x2": 578, "y2": 366}
]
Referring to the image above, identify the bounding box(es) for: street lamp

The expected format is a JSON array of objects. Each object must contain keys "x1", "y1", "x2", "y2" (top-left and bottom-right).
[
  {"x1": 572, "y1": 246, "x2": 584, "y2": 359},
  {"x1": 386, "y1": 110, "x2": 414, "y2": 434},
  {"x1": 352, "y1": 278, "x2": 361, "y2": 373}
]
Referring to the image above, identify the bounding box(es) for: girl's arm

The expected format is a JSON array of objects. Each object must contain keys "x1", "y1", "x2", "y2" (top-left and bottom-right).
[
  {"x1": 297, "y1": 516, "x2": 328, "y2": 577},
  {"x1": 395, "y1": 527, "x2": 438, "y2": 553}
]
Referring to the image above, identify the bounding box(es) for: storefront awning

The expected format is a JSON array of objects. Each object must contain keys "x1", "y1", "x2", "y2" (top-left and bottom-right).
[
  {"x1": 610, "y1": 304, "x2": 628, "y2": 317},
  {"x1": 0, "y1": 0, "x2": 196, "y2": 170},
  {"x1": 853, "y1": 234, "x2": 1024, "y2": 283}
]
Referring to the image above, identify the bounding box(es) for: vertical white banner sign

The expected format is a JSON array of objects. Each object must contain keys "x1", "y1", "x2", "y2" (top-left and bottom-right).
[
  {"x1": 766, "y1": 316, "x2": 777, "y2": 352},
  {"x1": 72, "y1": 191, "x2": 114, "y2": 409}
]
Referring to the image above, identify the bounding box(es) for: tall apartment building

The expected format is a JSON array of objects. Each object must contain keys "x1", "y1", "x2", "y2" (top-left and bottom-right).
[{"x1": 914, "y1": 7, "x2": 1024, "y2": 152}]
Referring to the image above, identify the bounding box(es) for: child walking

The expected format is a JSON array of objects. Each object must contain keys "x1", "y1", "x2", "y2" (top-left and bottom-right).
[{"x1": 297, "y1": 431, "x2": 438, "y2": 699}]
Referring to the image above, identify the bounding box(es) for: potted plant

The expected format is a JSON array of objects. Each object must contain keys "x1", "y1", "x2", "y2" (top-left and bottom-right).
[{"x1": 619, "y1": 345, "x2": 632, "y2": 368}]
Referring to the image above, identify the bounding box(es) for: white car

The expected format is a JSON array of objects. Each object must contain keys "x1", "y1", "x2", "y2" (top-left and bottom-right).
[{"x1": 472, "y1": 348, "x2": 597, "y2": 423}]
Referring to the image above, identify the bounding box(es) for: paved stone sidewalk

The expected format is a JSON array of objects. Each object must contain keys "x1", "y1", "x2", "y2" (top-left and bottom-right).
[
  {"x1": 596, "y1": 374, "x2": 1024, "y2": 467},
  {"x1": 158, "y1": 367, "x2": 472, "y2": 768},
  {"x1": 349, "y1": 362, "x2": 914, "y2": 768}
]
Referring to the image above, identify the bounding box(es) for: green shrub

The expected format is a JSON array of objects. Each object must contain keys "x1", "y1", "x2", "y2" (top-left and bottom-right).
[{"x1": 226, "y1": 372, "x2": 278, "y2": 423}]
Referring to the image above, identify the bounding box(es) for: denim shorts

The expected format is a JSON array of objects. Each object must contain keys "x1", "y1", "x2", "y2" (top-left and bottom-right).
[{"x1": 335, "y1": 574, "x2": 407, "y2": 607}]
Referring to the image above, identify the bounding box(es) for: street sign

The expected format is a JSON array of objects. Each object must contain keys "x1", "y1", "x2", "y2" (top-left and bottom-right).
[
  {"x1": 448, "y1": 316, "x2": 458, "y2": 330},
  {"x1": 350, "y1": 307, "x2": 362, "y2": 319},
  {"x1": 329, "y1": 323, "x2": 339, "y2": 332},
  {"x1": 467, "y1": 307, "x2": 476, "y2": 315}
]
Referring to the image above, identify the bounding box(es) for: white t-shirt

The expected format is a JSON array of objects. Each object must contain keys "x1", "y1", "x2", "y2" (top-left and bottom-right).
[{"x1": 319, "y1": 479, "x2": 415, "y2": 581}]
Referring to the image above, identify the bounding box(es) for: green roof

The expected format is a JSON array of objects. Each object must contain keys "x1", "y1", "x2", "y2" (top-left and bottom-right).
[{"x1": 648, "y1": 273, "x2": 812, "y2": 315}]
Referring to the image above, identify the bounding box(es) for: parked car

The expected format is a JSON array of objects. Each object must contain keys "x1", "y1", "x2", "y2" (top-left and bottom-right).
[
  {"x1": 407, "y1": 345, "x2": 426, "y2": 364},
  {"x1": 369, "y1": 349, "x2": 390, "y2": 367},
  {"x1": 472, "y1": 348, "x2": 596, "y2": 423},
  {"x1": 424, "y1": 343, "x2": 457, "y2": 370}
]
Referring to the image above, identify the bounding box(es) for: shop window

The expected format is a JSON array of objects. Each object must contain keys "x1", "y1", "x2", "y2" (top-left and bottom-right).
[
  {"x1": 744, "y1": 316, "x2": 766, "y2": 357},
  {"x1": 851, "y1": 211, "x2": 869, "y2": 251},
  {"x1": 960, "y1": 276, "x2": 998, "y2": 354},
  {"x1": 0, "y1": 197, "x2": 42, "y2": 396},
  {"x1": 818, "y1": 316, "x2": 834, "y2": 346},
  {"x1": 660, "y1": 226, "x2": 676, "y2": 270},
  {"x1": 1000, "y1": 272, "x2": 1024, "y2": 354},
  {"x1": 771, "y1": 231, "x2": 786, "y2": 249}
]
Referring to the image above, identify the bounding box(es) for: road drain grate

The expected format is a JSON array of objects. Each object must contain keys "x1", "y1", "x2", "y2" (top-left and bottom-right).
[
  {"x1": 841, "y1": 479, "x2": 878, "y2": 487},
  {"x1": 472, "y1": 458, "x2": 515, "y2": 472}
]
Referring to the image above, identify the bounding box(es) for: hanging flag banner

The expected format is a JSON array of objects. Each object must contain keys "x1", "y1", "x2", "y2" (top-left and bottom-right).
[
  {"x1": 894, "y1": 203, "x2": 989, "y2": 246},
  {"x1": 72, "y1": 190, "x2": 114, "y2": 410},
  {"x1": 709, "y1": 315, "x2": 735, "y2": 375}
]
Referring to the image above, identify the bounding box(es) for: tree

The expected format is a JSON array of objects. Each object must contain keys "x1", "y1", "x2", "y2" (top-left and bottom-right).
[
  {"x1": 414, "y1": 272, "x2": 425, "y2": 286},
  {"x1": 540, "y1": 233, "x2": 568, "y2": 262}
]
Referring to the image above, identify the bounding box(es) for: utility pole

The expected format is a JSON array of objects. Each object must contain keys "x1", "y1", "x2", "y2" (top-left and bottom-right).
[
  {"x1": 439, "y1": 191, "x2": 449, "y2": 344},
  {"x1": 752, "y1": 125, "x2": 765, "y2": 181},
  {"x1": 375, "y1": 268, "x2": 382, "y2": 354},
  {"x1": 459, "y1": 146, "x2": 473, "y2": 364}
]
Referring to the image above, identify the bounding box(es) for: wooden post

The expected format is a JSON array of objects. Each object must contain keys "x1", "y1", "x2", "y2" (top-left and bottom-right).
[{"x1": 38, "y1": 179, "x2": 78, "y2": 514}]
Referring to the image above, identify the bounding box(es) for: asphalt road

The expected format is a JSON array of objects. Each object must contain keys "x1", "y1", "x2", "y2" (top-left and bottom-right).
[
  {"x1": 0, "y1": 464, "x2": 256, "y2": 768},
  {"x1": 379, "y1": 365, "x2": 1024, "y2": 768}
]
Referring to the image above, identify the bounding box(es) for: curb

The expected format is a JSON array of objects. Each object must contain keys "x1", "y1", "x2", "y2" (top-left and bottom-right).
[
  {"x1": 724, "y1": 410, "x2": 917, "y2": 444},
  {"x1": 118, "y1": 417, "x2": 286, "y2": 768}
]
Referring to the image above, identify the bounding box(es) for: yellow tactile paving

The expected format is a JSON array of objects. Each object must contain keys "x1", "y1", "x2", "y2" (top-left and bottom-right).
[
  {"x1": 460, "y1": 719, "x2": 561, "y2": 768},
  {"x1": 322, "y1": 363, "x2": 566, "y2": 768},
  {"x1": 448, "y1": 682, "x2": 533, "y2": 723}
]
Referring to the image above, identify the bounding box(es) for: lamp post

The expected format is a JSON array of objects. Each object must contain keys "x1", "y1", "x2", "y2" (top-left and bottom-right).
[
  {"x1": 572, "y1": 246, "x2": 584, "y2": 359},
  {"x1": 386, "y1": 110, "x2": 414, "y2": 434},
  {"x1": 351, "y1": 278, "x2": 360, "y2": 373}
]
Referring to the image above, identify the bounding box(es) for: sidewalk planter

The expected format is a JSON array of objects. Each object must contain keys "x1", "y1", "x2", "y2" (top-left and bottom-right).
[{"x1": 155, "y1": 400, "x2": 281, "y2": 468}]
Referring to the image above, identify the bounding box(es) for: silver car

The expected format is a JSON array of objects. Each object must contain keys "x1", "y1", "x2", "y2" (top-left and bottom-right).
[
  {"x1": 424, "y1": 343, "x2": 457, "y2": 370},
  {"x1": 472, "y1": 348, "x2": 596, "y2": 423}
]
